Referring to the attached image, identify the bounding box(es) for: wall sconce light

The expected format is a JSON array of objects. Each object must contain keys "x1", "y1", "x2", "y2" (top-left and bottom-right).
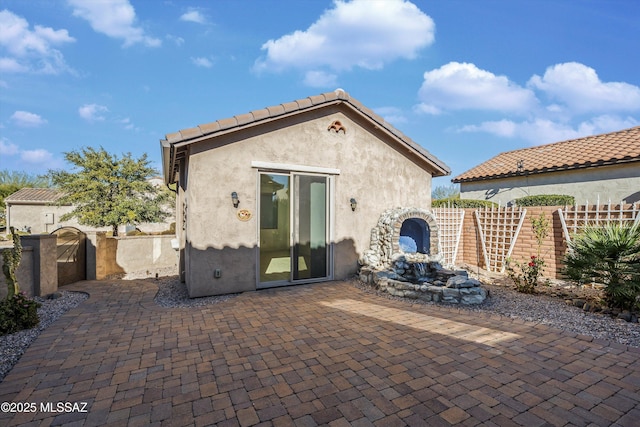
[
  {"x1": 231, "y1": 192, "x2": 240, "y2": 208},
  {"x1": 350, "y1": 198, "x2": 357, "y2": 212}
]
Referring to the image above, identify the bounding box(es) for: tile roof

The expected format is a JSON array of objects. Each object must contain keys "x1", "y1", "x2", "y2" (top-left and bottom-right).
[
  {"x1": 4, "y1": 188, "x2": 64, "y2": 204},
  {"x1": 452, "y1": 126, "x2": 640, "y2": 183},
  {"x1": 161, "y1": 89, "x2": 450, "y2": 183}
]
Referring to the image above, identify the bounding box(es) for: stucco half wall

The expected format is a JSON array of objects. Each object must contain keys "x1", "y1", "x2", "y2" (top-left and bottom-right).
[{"x1": 179, "y1": 105, "x2": 445, "y2": 297}]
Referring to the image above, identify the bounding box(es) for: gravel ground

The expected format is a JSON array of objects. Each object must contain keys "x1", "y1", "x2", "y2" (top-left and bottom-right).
[
  {"x1": 0, "y1": 291, "x2": 88, "y2": 382},
  {"x1": 1, "y1": 273, "x2": 639, "y2": 383}
]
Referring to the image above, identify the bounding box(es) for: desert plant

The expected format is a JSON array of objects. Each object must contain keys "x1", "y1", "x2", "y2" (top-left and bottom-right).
[
  {"x1": 563, "y1": 222, "x2": 640, "y2": 310},
  {"x1": 2, "y1": 227, "x2": 22, "y2": 298},
  {"x1": 0, "y1": 292, "x2": 41, "y2": 335}
]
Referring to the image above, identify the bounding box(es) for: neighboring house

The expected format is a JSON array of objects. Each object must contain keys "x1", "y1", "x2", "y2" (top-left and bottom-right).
[
  {"x1": 5, "y1": 188, "x2": 70, "y2": 234},
  {"x1": 161, "y1": 89, "x2": 450, "y2": 297},
  {"x1": 452, "y1": 126, "x2": 640, "y2": 205},
  {"x1": 4, "y1": 181, "x2": 174, "y2": 235}
]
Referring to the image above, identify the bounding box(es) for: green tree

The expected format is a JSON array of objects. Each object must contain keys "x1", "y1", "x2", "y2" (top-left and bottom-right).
[
  {"x1": 431, "y1": 184, "x2": 460, "y2": 200},
  {"x1": 0, "y1": 170, "x2": 51, "y2": 228},
  {"x1": 47, "y1": 147, "x2": 170, "y2": 236},
  {"x1": 563, "y1": 222, "x2": 640, "y2": 310}
]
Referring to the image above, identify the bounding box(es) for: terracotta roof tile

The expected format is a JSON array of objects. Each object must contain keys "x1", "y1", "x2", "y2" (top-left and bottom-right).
[
  {"x1": 453, "y1": 126, "x2": 640, "y2": 182},
  {"x1": 235, "y1": 112, "x2": 254, "y2": 126},
  {"x1": 295, "y1": 98, "x2": 313, "y2": 109},
  {"x1": 180, "y1": 126, "x2": 203, "y2": 140},
  {"x1": 166, "y1": 131, "x2": 183, "y2": 144},
  {"x1": 281, "y1": 101, "x2": 299, "y2": 113},
  {"x1": 5, "y1": 188, "x2": 64, "y2": 203},
  {"x1": 198, "y1": 121, "x2": 220, "y2": 134},
  {"x1": 266, "y1": 105, "x2": 285, "y2": 117},
  {"x1": 249, "y1": 108, "x2": 270, "y2": 121},
  {"x1": 217, "y1": 117, "x2": 238, "y2": 130}
]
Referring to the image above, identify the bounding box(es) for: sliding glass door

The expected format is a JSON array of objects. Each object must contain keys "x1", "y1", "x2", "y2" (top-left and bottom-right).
[{"x1": 259, "y1": 172, "x2": 330, "y2": 287}]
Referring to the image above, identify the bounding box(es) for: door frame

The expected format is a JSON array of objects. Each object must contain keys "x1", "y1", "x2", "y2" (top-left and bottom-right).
[{"x1": 253, "y1": 162, "x2": 338, "y2": 289}]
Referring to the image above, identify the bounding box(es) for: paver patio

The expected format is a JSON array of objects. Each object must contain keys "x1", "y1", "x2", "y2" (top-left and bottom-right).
[{"x1": 0, "y1": 280, "x2": 639, "y2": 426}]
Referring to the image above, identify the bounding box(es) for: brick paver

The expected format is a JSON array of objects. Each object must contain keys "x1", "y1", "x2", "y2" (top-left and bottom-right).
[{"x1": 1, "y1": 279, "x2": 639, "y2": 426}]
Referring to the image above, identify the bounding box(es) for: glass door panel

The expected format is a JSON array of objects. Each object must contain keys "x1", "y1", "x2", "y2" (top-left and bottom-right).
[
  {"x1": 259, "y1": 173, "x2": 290, "y2": 283},
  {"x1": 259, "y1": 171, "x2": 330, "y2": 287},
  {"x1": 293, "y1": 174, "x2": 328, "y2": 281}
]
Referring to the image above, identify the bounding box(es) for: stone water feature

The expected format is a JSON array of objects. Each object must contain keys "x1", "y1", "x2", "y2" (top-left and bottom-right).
[{"x1": 359, "y1": 207, "x2": 487, "y2": 305}]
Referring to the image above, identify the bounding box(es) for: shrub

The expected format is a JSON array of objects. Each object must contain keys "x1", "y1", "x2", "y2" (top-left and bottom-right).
[
  {"x1": 506, "y1": 255, "x2": 545, "y2": 294},
  {"x1": 432, "y1": 198, "x2": 497, "y2": 208},
  {"x1": 0, "y1": 292, "x2": 41, "y2": 335},
  {"x1": 2, "y1": 228, "x2": 21, "y2": 298},
  {"x1": 506, "y1": 213, "x2": 550, "y2": 293},
  {"x1": 563, "y1": 222, "x2": 640, "y2": 310},
  {"x1": 514, "y1": 194, "x2": 575, "y2": 206}
]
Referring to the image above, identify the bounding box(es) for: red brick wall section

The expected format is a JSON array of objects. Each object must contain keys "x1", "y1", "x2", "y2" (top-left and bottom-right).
[{"x1": 456, "y1": 204, "x2": 637, "y2": 280}]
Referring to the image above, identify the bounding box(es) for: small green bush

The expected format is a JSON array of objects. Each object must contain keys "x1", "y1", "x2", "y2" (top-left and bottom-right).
[
  {"x1": 0, "y1": 292, "x2": 41, "y2": 335},
  {"x1": 514, "y1": 194, "x2": 575, "y2": 206},
  {"x1": 563, "y1": 222, "x2": 640, "y2": 310},
  {"x1": 432, "y1": 198, "x2": 497, "y2": 208}
]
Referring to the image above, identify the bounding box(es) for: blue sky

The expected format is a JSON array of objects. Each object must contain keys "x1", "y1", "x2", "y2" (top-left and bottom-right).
[{"x1": 1, "y1": 0, "x2": 639, "y2": 188}]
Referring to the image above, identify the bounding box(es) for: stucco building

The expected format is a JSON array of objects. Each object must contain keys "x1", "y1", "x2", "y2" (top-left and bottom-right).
[
  {"x1": 161, "y1": 89, "x2": 450, "y2": 297},
  {"x1": 453, "y1": 126, "x2": 640, "y2": 206},
  {"x1": 4, "y1": 178, "x2": 174, "y2": 235}
]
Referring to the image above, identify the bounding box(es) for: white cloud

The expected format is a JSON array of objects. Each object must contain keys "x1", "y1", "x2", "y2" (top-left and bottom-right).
[
  {"x1": 374, "y1": 106, "x2": 408, "y2": 125},
  {"x1": 303, "y1": 70, "x2": 338, "y2": 88},
  {"x1": 166, "y1": 34, "x2": 184, "y2": 46},
  {"x1": 458, "y1": 120, "x2": 517, "y2": 138},
  {"x1": 119, "y1": 117, "x2": 136, "y2": 130},
  {"x1": 0, "y1": 138, "x2": 19, "y2": 156},
  {"x1": 191, "y1": 57, "x2": 213, "y2": 68},
  {"x1": 0, "y1": 138, "x2": 61, "y2": 171},
  {"x1": 460, "y1": 115, "x2": 639, "y2": 145},
  {"x1": 255, "y1": 0, "x2": 434, "y2": 75},
  {"x1": 20, "y1": 148, "x2": 54, "y2": 164},
  {"x1": 10, "y1": 111, "x2": 47, "y2": 127},
  {"x1": 78, "y1": 103, "x2": 109, "y2": 122},
  {"x1": 180, "y1": 9, "x2": 207, "y2": 24},
  {"x1": 0, "y1": 57, "x2": 28, "y2": 73},
  {"x1": 528, "y1": 62, "x2": 640, "y2": 114},
  {"x1": 0, "y1": 9, "x2": 75, "y2": 74},
  {"x1": 417, "y1": 62, "x2": 538, "y2": 114},
  {"x1": 67, "y1": 0, "x2": 161, "y2": 47}
]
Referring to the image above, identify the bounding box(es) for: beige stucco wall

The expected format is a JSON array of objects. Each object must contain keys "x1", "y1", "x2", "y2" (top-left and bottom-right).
[
  {"x1": 0, "y1": 245, "x2": 34, "y2": 299},
  {"x1": 6, "y1": 204, "x2": 76, "y2": 234},
  {"x1": 6, "y1": 203, "x2": 174, "y2": 235},
  {"x1": 181, "y1": 106, "x2": 436, "y2": 297},
  {"x1": 459, "y1": 163, "x2": 640, "y2": 205},
  {"x1": 86, "y1": 234, "x2": 178, "y2": 280}
]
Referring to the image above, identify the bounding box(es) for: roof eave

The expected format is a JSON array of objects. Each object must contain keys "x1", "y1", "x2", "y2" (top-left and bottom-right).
[{"x1": 453, "y1": 157, "x2": 640, "y2": 183}]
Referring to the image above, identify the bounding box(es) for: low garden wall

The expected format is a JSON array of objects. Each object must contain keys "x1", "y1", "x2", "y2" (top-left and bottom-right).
[
  {"x1": 87, "y1": 233, "x2": 178, "y2": 280},
  {"x1": 0, "y1": 235, "x2": 57, "y2": 298}
]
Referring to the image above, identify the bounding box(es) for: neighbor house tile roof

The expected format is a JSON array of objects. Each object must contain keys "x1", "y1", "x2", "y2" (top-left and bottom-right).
[
  {"x1": 4, "y1": 188, "x2": 64, "y2": 204},
  {"x1": 452, "y1": 126, "x2": 640, "y2": 183},
  {"x1": 161, "y1": 89, "x2": 450, "y2": 183}
]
